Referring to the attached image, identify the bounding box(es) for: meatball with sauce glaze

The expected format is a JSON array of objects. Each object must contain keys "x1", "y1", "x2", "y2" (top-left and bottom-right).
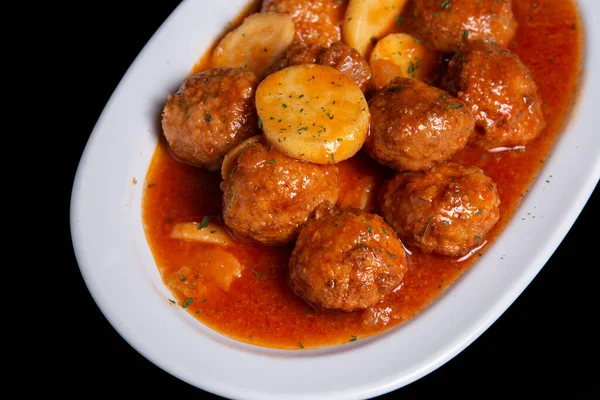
[
  {"x1": 441, "y1": 45, "x2": 546, "y2": 150},
  {"x1": 261, "y1": 0, "x2": 345, "y2": 47},
  {"x1": 264, "y1": 41, "x2": 323, "y2": 77},
  {"x1": 407, "y1": 0, "x2": 518, "y2": 52},
  {"x1": 378, "y1": 162, "x2": 500, "y2": 257},
  {"x1": 161, "y1": 68, "x2": 259, "y2": 171},
  {"x1": 221, "y1": 139, "x2": 339, "y2": 245},
  {"x1": 317, "y1": 41, "x2": 372, "y2": 92},
  {"x1": 364, "y1": 77, "x2": 474, "y2": 172},
  {"x1": 289, "y1": 206, "x2": 408, "y2": 312},
  {"x1": 266, "y1": 41, "x2": 372, "y2": 92}
]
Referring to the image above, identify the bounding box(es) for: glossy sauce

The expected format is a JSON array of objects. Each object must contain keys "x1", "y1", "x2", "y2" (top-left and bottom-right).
[{"x1": 142, "y1": 0, "x2": 583, "y2": 349}]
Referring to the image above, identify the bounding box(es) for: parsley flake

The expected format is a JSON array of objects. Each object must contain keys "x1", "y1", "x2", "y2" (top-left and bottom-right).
[{"x1": 198, "y1": 216, "x2": 210, "y2": 230}]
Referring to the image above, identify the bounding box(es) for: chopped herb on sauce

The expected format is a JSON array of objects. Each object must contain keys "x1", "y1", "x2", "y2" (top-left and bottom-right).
[
  {"x1": 198, "y1": 216, "x2": 210, "y2": 229},
  {"x1": 252, "y1": 269, "x2": 264, "y2": 279}
]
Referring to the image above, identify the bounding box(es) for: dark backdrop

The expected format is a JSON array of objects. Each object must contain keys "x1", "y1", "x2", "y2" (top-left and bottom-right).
[{"x1": 62, "y1": 2, "x2": 596, "y2": 398}]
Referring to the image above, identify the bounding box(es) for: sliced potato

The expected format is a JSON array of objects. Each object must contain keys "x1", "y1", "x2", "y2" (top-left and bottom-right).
[
  {"x1": 369, "y1": 33, "x2": 436, "y2": 89},
  {"x1": 343, "y1": 0, "x2": 409, "y2": 57},
  {"x1": 255, "y1": 64, "x2": 369, "y2": 164},
  {"x1": 337, "y1": 175, "x2": 378, "y2": 212},
  {"x1": 174, "y1": 249, "x2": 243, "y2": 291},
  {"x1": 201, "y1": 248, "x2": 243, "y2": 291},
  {"x1": 171, "y1": 221, "x2": 233, "y2": 246},
  {"x1": 211, "y1": 11, "x2": 295, "y2": 79},
  {"x1": 221, "y1": 135, "x2": 261, "y2": 180}
]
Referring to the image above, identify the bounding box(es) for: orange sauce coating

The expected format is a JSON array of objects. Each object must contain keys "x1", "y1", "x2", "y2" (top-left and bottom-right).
[{"x1": 142, "y1": 0, "x2": 583, "y2": 349}]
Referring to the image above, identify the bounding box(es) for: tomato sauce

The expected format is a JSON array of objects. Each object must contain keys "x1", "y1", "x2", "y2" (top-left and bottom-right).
[{"x1": 142, "y1": 0, "x2": 584, "y2": 349}]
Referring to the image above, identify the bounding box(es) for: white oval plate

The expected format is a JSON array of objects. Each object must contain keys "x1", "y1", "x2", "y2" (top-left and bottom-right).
[{"x1": 71, "y1": 1, "x2": 600, "y2": 399}]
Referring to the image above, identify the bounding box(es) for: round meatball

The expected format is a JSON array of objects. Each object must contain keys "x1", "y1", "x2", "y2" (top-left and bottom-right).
[
  {"x1": 317, "y1": 41, "x2": 372, "y2": 92},
  {"x1": 261, "y1": 0, "x2": 345, "y2": 47},
  {"x1": 266, "y1": 41, "x2": 372, "y2": 92},
  {"x1": 289, "y1": 206, "x2": 407, "y2": 312},
  {"x1": 264, "y1": 41, "x2": 323, "y2": 77},
  {"x1": 364, "y1": 77, "x2": 474, "y2": 172},
  {"x1": 221, "y1": 139, "x2": 339, "y2": 245},
  {"x1": 379, "y1": 162, "x2": 500, "y2": 257},
  {"x1": 161, "y1": 68, "x2": 259, "y2": 171},
  {"x1": 407, "y1": 0, "x2": 518, "y2": 52},
  {"x1": 441, "y1": 45, "x2": 546, "y2": 149}
]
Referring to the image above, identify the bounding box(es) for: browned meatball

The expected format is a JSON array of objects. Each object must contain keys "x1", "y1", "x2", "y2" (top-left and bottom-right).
[
  {"x1": 221, "y1": 139, "x2": 339, "y2": 245},
  {"x1": 379, "y1": 162, "x2": 500, "y2": 257},
  {"x1": 441, "y1": 45, "x2": 546, "y2": 149},
  {"x1": 318, "y1": 41, "x2": 372, "y2": 92},
  {"x1": 161, "y1": 68, "x2": 259, "y2": 171},
  {"x1": 266, "y1": 40, "x2": 372, "y2": 92},
  {"x1": 364, "y1": 77, "x2": 474, "y2": 172},
  {"x1": 289, "y1": 206, "x2": 407, "y2": 312},
  {"x1": 261, "y1": 0, "x2": 345, "y2": 47},
  {"x1": 264, "y1": 41, "x2": 323, "y2": 77},
  {"x1": 407, "y1": 0, "x2": 518, "y2": 52}
]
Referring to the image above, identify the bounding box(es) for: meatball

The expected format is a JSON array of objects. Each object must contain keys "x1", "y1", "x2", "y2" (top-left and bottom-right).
[
  {"x1": 261, "y1": 0, "x2": 345, "y2": 47},
  {"x1": 379, "y1": 162, "x2": 500, "y2": 257},
  {"x1": 407, "y1": 0, "x2": 518, "y2": 52},
  {"x1": 441, "y1": 45, "x2": 546, "y2": 149},
  {"x1": 289, "y1": 206, "x2": 407, "y2": 312},
  {"x1": 161, "y1": 68, "x2": 259, "y2": 171},
  {"x1": 266, "y1": 41, "x2": 372, "y2": 92},
  {"x1": 318, "y1": 41, "x2": 373, "y2": 92},
  {"x1": 221, "y1": 139, "x2": 339, "y2": 245},
  {"x1": 364, "y1": 77, "x2": 474, "y2": 172},
  {"x1": 264, "y1": 41, "x2": 323, "y2": 77}
]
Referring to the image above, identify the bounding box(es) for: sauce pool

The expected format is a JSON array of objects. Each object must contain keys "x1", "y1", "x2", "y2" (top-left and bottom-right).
[{"x1": 142, "y1": 0, "x2": 584, "y2": 350}]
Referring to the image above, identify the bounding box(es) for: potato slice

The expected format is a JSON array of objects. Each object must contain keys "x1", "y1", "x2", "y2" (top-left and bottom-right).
[
  {"x1": 171, "y1": 221, "x2": 233, "y2": 246},
  {"x1": 256, "y1": 64, "x2": 369, "y2": 164},
  {"x1": 211, "y1": 11, "x2": 295, "y2": 79},
  {"x1": 172, "y1": 249, "x2": 243, "y2": 292},
  {"x1": 337, "y1": 175, "x2": 378, "y2": 212},
  {"x1": 221, "y1": 135, "x2": 261, "y2": 180},
  {"x1": 343, "y1": 0, "x2": 409, "y2": 57},
  {"x1": 369, "y1": 33, "x2": 436, "y2": 89},
  {"x1": 200, "y1": 248, "x2": 243, "y2": 291}
]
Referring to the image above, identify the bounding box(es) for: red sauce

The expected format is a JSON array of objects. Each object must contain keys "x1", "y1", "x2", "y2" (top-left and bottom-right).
[{"x1": 142, "y1": 0, "x2": 584, "y2": 349}]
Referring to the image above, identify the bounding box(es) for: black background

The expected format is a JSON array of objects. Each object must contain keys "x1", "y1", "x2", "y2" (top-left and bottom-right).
[{"x1": 61, "y1": 2, "x2": 597, "y2": 398}]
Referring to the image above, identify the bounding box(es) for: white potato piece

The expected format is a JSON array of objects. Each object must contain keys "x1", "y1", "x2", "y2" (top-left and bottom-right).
[
  {"x1": 221, "y1": 135, "x2": 261, "y2": 180},
  {"x1": 343, "y1": 0, "x2": 409, "y2": 57},
  {"x1": 338, "y1": 175, "x2": 378, "y2": 211},
  {"x1": 256, "y1": 64, "x2": 369, "y2": 164},
  {"x1": 201, "y1": 248, "x2": 243, "y2": 291},
  {"x1": 211, "y1": 11, "x2": 295, "y2": 79},
  {"x1": 174, "y1": 249, "x2": 243, "y2": 292},
  {"x1": 171, "y1": 220, "x2": 234, "y2": 246},
  {"x1": 369, "y1": 33, "x2": 436, "y2": 89}
]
